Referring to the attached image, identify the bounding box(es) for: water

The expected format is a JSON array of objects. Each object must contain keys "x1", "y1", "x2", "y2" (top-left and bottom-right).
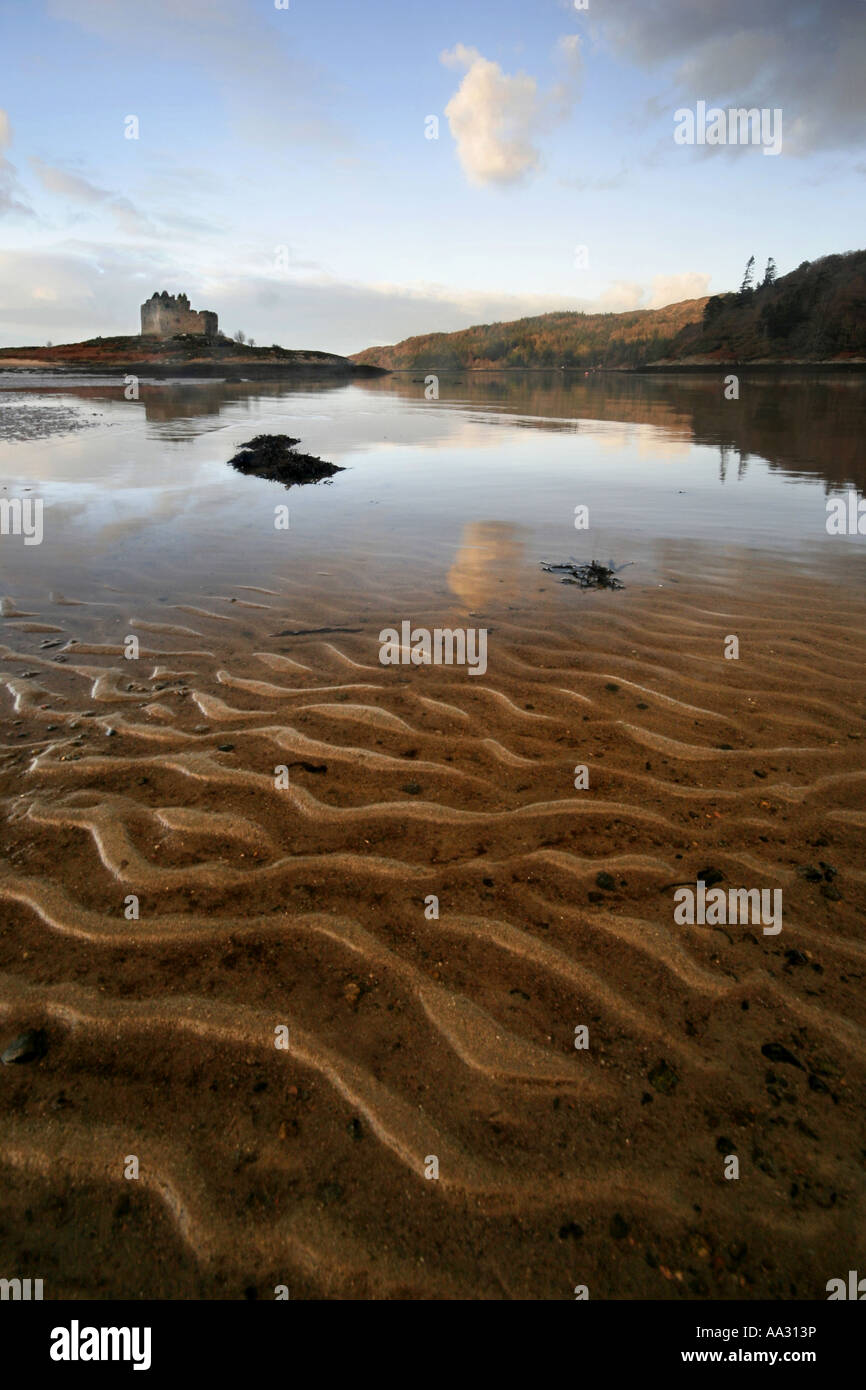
[{"x1": 0, "y1": 370, "x2": 864, "y2": 619}]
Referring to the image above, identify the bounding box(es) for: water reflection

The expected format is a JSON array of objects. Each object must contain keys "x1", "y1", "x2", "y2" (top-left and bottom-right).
[
  {"x1": 0, "y1": 370, "x2": 863, "y2": 616},
  {"x1": 4, "y1": 368, "x2": 863, "y2": 489},
  {"x1": 447, "y1": 522, "x2": 524, "y2": 609}
]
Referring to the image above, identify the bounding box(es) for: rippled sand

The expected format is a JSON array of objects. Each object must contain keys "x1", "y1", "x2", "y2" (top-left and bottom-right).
[{"x1": 0, "y1": 554, "x2": 864, "y2": 1299}]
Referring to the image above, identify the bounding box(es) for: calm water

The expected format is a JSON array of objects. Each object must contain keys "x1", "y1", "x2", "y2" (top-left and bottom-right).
[{"x1": 0, "y1": 371, "x2": 864, "y2": 621}]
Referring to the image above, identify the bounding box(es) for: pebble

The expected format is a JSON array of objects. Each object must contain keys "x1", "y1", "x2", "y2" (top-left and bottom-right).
[
  {"x1": 2, "y1": 1029, "x2": 48, "y2": 1065},
  {"x1": 761, "y1": 1042, "x2": 803, "y2": 1070},
  {"x1": 648, "y1": 1058, "x2": 679, "y2": 1094}
]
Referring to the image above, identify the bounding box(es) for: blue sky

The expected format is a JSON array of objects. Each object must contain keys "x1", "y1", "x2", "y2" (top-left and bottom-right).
[{"x1": 0, "y1": 0, "x2": 863, "y2": 352}]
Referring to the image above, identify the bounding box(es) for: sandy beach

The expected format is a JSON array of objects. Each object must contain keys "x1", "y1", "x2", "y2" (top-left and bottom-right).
[{"x1": 1, "y1": 533, "x2": 864, "y2": 1299}]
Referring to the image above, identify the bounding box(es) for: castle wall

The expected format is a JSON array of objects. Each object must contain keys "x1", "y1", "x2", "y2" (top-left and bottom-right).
[{"x1": 140, "y1": 294, "x2": 218, "y2": 340}]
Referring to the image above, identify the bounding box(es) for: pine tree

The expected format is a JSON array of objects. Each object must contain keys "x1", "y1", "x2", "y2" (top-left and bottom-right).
[
  {"x1": 761, "y1": 257, "x2": 777, "y2": 288},
  {"x1": 739, "y1": 255, "x2": 756, "y2": 298}
]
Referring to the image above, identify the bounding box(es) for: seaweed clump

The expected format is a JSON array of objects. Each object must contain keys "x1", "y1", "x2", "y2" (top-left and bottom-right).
[
  {"x1": 540, "y1": 558, "x2": 630, "y2": 590},
  {"x1": 228, "y1": 435, "x2": 344, "y2": 487}
]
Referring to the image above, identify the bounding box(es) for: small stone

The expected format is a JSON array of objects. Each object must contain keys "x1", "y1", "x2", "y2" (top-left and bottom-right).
[
  {"x1": 218, "y1": 743, "x2": 235, "y2": 753},
  {"x1": 2, "y1": 1029, "x2": 48, "y2": 1065},
  {"x1": 648, "y1": 1059, "x2": 679, "y2": 1094},
  {"x1": 797, "y1": 865, "x2": 823, "y2": 883},
  {"x1": 761, "y1": 1042, "x2": 804, "y2": 1069},
  {"x1": 808, "y1": 1073, "x2": 830, "y2": 1094},
  {"x1": 558, "y1": 1221, "x2": 584, "y2": 1241},
  {"x1": 595, "y1": 871, "x2": 616, "y2": 892},
  {"x1": 784, "y1": 949, "x2": 808, "y2": 967}
]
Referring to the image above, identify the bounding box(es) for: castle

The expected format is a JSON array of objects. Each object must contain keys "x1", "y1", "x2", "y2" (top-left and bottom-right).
[{"x1": 140, "y1": 291, "x2": 218, "y2": 340}]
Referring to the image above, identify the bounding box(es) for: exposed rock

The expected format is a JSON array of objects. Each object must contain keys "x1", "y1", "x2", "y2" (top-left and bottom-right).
[{"x1": 228, "y1": 434, "x2": 344, "y2": 487}]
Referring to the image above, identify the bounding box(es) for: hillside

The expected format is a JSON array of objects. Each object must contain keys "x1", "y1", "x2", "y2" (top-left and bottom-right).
[
  {"x1": 352, "y1": 298, "x2": 707, "y2": 371},
  {"x1": 0, "y1": 335, "x2": 385, "y2": 379},
  {"x1": 352, "y1": 249, "x2": 866, "y2": 371},
  {"x1": 658, "y1": 250, "x2": 866, "y2": 366}
]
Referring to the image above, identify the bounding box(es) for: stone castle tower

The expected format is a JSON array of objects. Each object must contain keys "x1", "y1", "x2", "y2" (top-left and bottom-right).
[{"x1": 140, "y1": 291, "x2": 218, "y2": 340}]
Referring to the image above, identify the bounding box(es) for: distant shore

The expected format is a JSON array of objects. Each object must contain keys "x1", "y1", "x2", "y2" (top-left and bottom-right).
[
  {"x1": 363, "y1": 361, "x2": 866, "y2": 375},
  {"x1": 0, "y1": 334, "x2": 388, "y2": 380}
]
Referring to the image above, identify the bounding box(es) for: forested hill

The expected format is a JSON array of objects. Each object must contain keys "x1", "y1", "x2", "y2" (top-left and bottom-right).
[
  {"x1": 352, "y1": 297, "x2": 707, "y2": 371},
  {"x1": 352, "y1": 250, "x2": 866, "y2": 370},
  {"x1": 658, "y1": 250, "x2": 866, "y2": 365}
]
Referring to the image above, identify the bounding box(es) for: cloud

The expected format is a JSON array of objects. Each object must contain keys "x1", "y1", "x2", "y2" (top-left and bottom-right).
[
  {"x1": 30, "y1": 158, "x2": 110, "y2": 204},
  {"x1": 0, "y1": 243, "x2": 708, "y2": 356},
  {"x1": 646, "y1": 272, "x2": 711, "y2": 308},
  {"x1": 441, "y1": 40, "x2": 582, "y2": 187},
  {"x1": 29, "y1": 157, "x2": 160, "y2": 237},
  {"x1": 0, "y1": 109, "x2": 33, "y2": 218},
  {"x1": 596, "y1": 0, "x2": 866, "y2": 155},
  {"x1": 48, "y1": 0, "x2": 349, "y2": 152}
]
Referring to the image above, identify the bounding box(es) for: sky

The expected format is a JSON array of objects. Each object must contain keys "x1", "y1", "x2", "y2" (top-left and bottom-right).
[{"x1": 0, "y1": 0, "x2": 864, "y2": 354}]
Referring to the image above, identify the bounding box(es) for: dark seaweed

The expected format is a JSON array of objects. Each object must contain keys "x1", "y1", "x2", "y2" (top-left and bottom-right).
[
  {"x1": 540, "y1": 558, "x2": 631, "y2": 590},
  {"x1": 228, "y1": 434, "x2": 344, "y2": 487}
]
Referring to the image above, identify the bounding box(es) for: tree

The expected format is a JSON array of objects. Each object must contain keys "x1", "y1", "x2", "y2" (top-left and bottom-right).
[
  {"x1": 233, "y1": 329, "x2": 246, "y2": 344},
  {"x1": 738, "y1": 255, "x2": 756, "y2": 299},
  {"x1": 248, "y1": 337, "x2": 255, "y2": 348},
  {"x1": 761, "y1": 257, "x2": 777, "y2": 288}
]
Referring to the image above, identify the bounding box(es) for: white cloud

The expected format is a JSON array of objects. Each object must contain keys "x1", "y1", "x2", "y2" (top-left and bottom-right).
[
  {"x1": 30, "y1": 158, "x2": 110, "y2": 204},
  {"x1": 0, "y1": 108, "x2": 33, "y2": 218},
  {"x1": 441, "y1": 40, "x2": 582, "y2": 187},
  {"x1": 646, "y1": 272, "x2": 711, "y2": 308},
  {"x1": 48, "y1": 0, "x2": 350, "y2": 152},
  {"x1": 29, "y1": 158, "x2": 161, "y2": 237}
]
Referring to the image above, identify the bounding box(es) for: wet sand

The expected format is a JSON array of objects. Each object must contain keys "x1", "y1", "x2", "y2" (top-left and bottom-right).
[{"x1": 1, "y1": 550, "x2": 864, "y2": 1299}]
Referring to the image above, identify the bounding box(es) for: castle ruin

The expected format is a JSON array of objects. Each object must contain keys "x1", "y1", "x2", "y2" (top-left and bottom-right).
[{"x1": 140, "y1": 291, "x2": 218, "y2": 341}]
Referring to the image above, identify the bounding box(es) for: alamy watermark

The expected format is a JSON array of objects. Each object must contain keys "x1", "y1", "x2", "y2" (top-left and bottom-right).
[
  {"x1": 0, "y1": 497, "x2": 43, "y2": 545},
  {"x1": 673, "y1": 880, "x2": 782, "y2": 935},
  {"x1": 1, "y1": 1276, "x2": 43, "y2": 1299},
  {"x1": 50, "y1": 1321, "x2": 151, "y2": 1370},
  {"x1": 379, "y1": 622, "x2": 487, "y2": 675},
  {"x1": 826, "y1": 490, "x2": 866, "y2": 535},
  {"x1": 674, "y1": 102, "x2": 782, "y2": 156}
]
